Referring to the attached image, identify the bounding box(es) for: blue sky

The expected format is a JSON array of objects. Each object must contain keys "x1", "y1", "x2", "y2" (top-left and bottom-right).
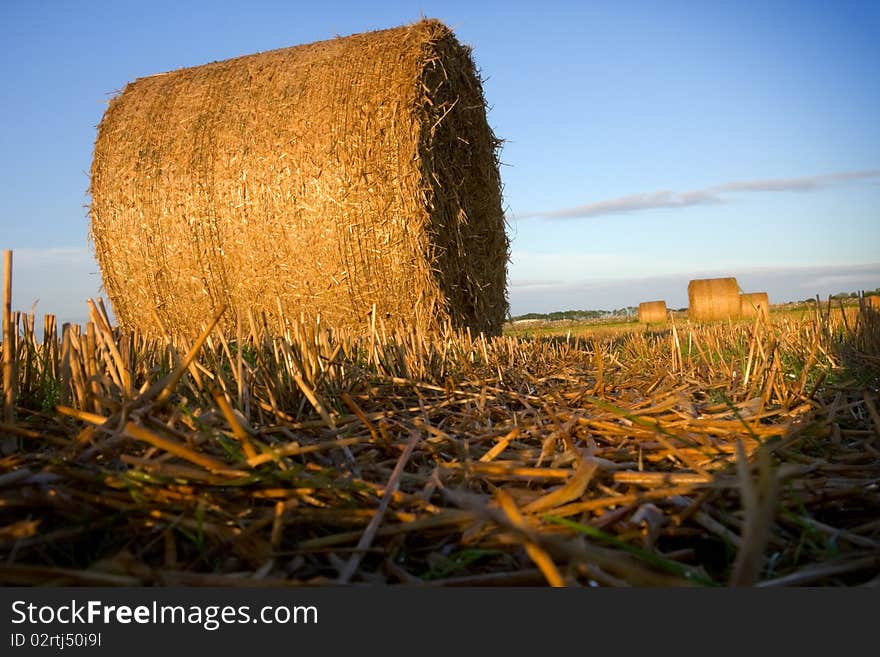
[{"x1": 1, "y1": 0, "x2": 879, "y2": 323}]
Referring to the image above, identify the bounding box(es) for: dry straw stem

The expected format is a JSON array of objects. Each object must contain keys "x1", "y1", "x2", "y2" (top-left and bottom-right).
[
  {"x1": 90, "y1": 19, "x2": 508, "y2": 339},
  {"x1": 3, "y1": 250, "x2": 13, "y2": 424},
  {"x1": 740, "y1": 292, "x2": 770, "y2": 319},
  {"x1": 638, "y1": 300, "x2": 667, "y2": 324},
  {"x1": 688, "y1": 277, "x2": 741, "y2": 321}
]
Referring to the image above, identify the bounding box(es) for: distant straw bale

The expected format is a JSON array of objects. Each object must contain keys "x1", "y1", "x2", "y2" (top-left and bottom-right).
[
  {"x1": 638, "y1": 300, "x2": 667, "y2": 324},
  {"x1": 688, "y1": 278, "x2": 741, "y2": 321},
  {"x1": 89, "y1": 20, "x2": 508, "y2": 337},
  {"x1": 867, "y1": 296, "x2": 880, "y2": 309},
  {"x1": 740, "y1": 292, "x2": 770, "y2": 319}
]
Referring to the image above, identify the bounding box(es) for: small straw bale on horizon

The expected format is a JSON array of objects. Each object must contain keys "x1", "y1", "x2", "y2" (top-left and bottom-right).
[
  {"x1": 688, "y1": 277, "x2": 740, "y2": 321},
  {"x1": 740, "y1": 292, "x2": 770, "y2": 319},
  {"x1": 638, "y1": 300, "x2": 667, "y2": 323}
]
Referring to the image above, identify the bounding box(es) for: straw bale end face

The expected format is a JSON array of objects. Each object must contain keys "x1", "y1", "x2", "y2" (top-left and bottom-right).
[
  {"x1": 687, "y1": 277, "x2": 741, "y2": 321},
  {"x1": 638, "y1": 300, "x2": 667, "y2": 324},
  {"x1": 740, "y1": 292, "x2": 770, "y2": 319},
  {"x1": 89, "y1": 19, "x2": 508, "y2": 337}
]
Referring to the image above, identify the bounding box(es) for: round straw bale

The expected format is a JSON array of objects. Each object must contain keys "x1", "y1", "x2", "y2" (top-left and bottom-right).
[
  {"x1": 867, "y1": 295, "x2": 880, "y2": 309},
  {"x1": 638, "y1": 300, "x2": 667, "y2": 324},
  {"x1": 687, "y1": 277, "x2": 740, "y2": 321},
  {"x1": 89, "y1": 20, "x2": 508, "y2": 337},
  {"x1": 740, "y1": 292, "x2": 770, "y2": 319}
]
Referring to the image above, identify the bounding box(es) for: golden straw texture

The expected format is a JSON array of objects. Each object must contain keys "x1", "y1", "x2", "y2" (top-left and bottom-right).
[
  {"x1": 637, "y1": 300, "x2": 667, "y2": 323},
  {"x1": 740, "y1": 292, "x2": 770, "y2": 319},
  {"x1": 688, "y1": 277, "x2": 741, "y2": 321},
  {"x1": 90, "y1": 19, "x2": 508, "y2": 337}
]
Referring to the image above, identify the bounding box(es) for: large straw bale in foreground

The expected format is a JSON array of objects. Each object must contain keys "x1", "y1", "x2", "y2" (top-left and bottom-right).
[
  {"x1": 638, "y1": 300, "x2": 667, "y2": 323},
  {"x1": 89, "y1": 20, "x2": 508, "y2": 337},
  {"x1": 688, "y1": 277, "x2": 740, "y2": 321},
  {"x1": 740, "y1": 292, "x2": 770, "y2": 319}
]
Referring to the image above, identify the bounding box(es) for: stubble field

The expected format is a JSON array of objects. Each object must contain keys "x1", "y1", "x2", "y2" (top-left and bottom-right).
[{"x1": 1, "y1": 299, "x2": 878, "y2": 586}]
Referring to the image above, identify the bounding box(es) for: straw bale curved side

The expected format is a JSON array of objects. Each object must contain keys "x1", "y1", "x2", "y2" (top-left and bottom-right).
[
  {"x1": 89, "y1": 20, "x2": 508, "y2": 337},
  {"x1": 740, "y1": 292, "x2": 770, "y2": 319},
  {"x1": 687, "y1": 278, "x2": 740, "y2": 321},
  {"x1": 638, "y1": 300, "x2": 667, "y2": 323},
  {"x1": 867, "y1": 296, "x2": 880, "y2": 309}
]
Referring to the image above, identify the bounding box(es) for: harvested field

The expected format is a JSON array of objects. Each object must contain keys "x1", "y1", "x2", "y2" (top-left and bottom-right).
[{"x1": 1, "y1": 293, "x2": 879, "y2": 587}]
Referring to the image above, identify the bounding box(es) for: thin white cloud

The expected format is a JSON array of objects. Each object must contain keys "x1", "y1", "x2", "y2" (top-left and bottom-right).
[
  {"x1": 513, "y1": 169, "x2": 880, "y2": 221},
  {"x1": 710, "y1": 170, "x2": 880, "y2": 193},
  {"x1": 515, "y1": 190, "x2": 723, "y2": 220},
  {"x1": 798, "y1": 273, "x2": 876, "y2": 288},
  {"x1": 10, "y1": 246, "x2": 94, "y2": 266},
  {"x1": 509, "y1": 279, "x2": 565, "y2": 289}
]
